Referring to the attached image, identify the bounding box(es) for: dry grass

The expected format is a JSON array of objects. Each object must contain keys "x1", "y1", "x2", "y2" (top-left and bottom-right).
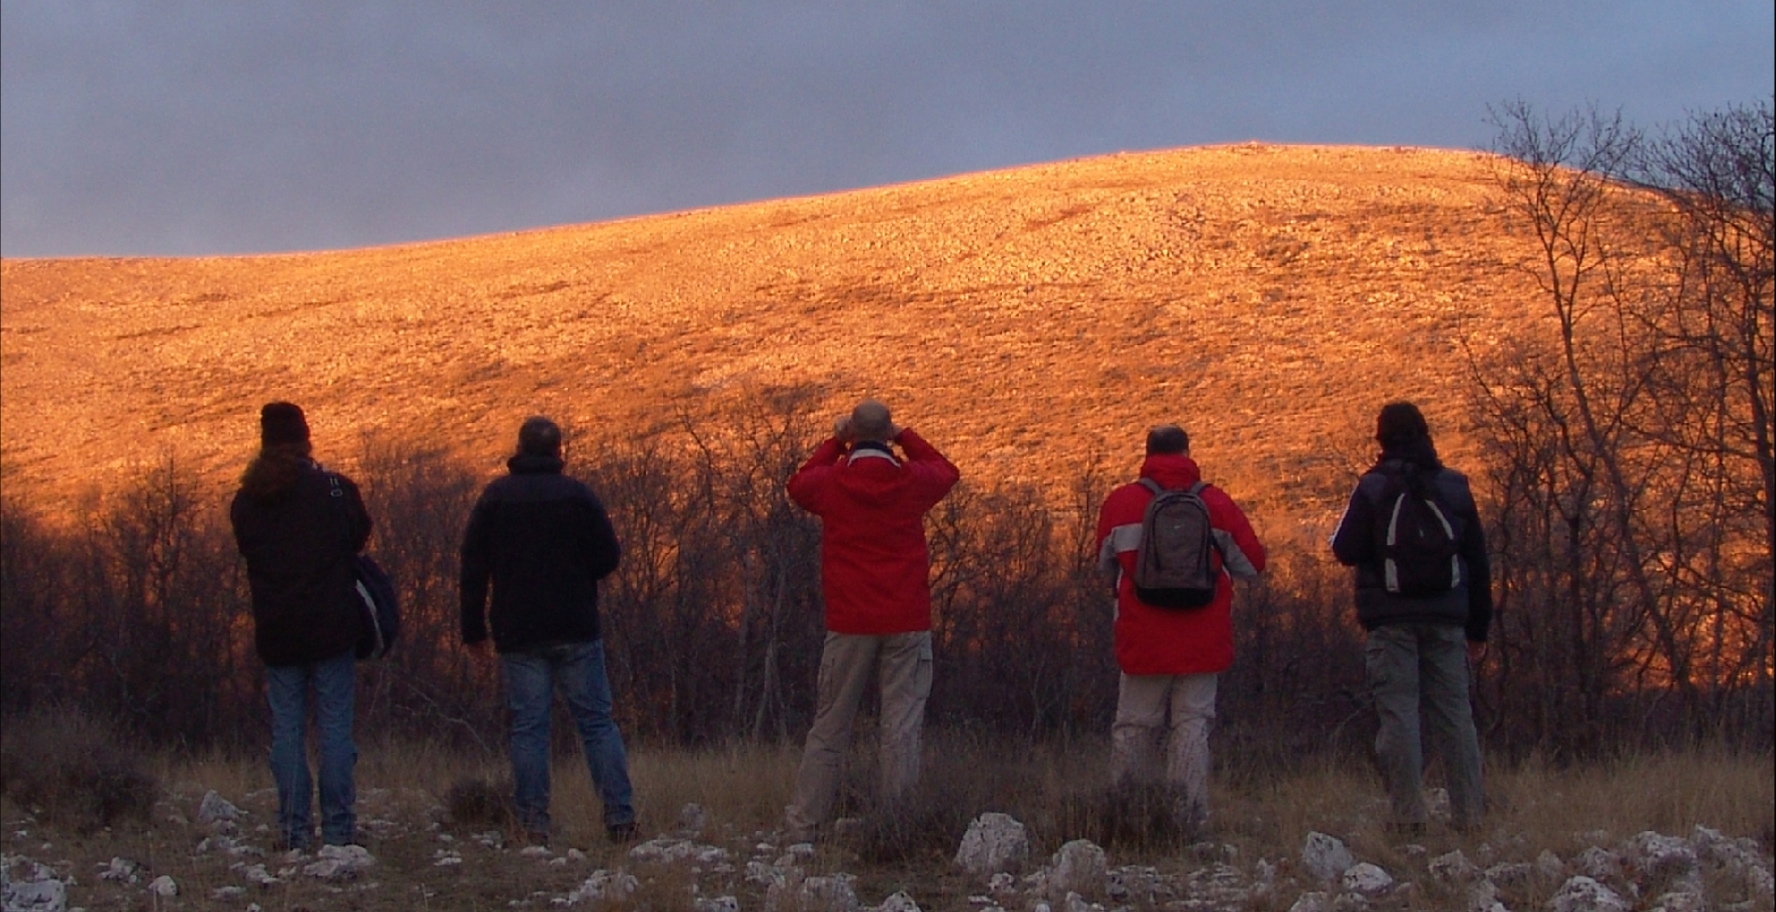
[
  {"x1": 0, "y1": 707, "x2": 157, "y2": 835},
  {"x1": 3, "y1": 725, "x2": 1770, "y2": 910},
  {"x1": 1, "y1": 143, "x2": 1568, "y2": 531}
]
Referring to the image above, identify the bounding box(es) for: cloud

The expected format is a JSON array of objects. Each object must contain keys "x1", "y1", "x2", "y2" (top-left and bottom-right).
[{"x1": 3, "y1": 0, "x2": 1771, "y2": 256}]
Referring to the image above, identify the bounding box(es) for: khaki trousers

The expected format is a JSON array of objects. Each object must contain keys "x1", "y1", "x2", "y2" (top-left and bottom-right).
[
  {"x1": 1109, "y1": 672, "x2": 1218, "y2": 821},
  {"x1": 785, "y1": 631, "x2": 933, "y2": 834}
]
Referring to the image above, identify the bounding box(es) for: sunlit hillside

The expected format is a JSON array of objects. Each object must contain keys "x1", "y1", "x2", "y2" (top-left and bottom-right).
[{"x1": 1, "y1": 143, "x2": 1547, "y2": 523}]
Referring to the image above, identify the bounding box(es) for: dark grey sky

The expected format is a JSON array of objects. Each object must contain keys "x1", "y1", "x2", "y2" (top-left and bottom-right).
[{"x1": 3, "y1": 1, "x2": 1771, "y2": 258}]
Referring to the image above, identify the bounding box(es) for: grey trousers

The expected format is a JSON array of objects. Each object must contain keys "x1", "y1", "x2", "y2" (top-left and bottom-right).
[
  {"x1": 785, "y1": 631, "x2": 933, "y2": 834},
  {"x1": 1110, "y1": 672, "x2": 1218, "y2": 823},
  {"x1": 1365, "y1": 623, "x2": 1485, "y2": 828}
]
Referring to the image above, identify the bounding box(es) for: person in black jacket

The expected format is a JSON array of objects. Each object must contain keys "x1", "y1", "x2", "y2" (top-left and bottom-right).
[
  {"x1": 460, "y1": 416, "x2": 637, "y2": 845},
  {"x1": 230, "y1": 401, "x2": 370, "y2": 851},
  {"x1": 1331, "y1": 401, "x2": 1492, "y2": 834}
]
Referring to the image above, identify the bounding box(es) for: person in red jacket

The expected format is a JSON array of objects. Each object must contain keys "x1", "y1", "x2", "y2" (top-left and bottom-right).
[
  {"x1": 1094, "y1": 424, "x2": 1266, "y2": 832},
  {"x1": 783, "y1": 398, "x2": 960, "y2": 841}
]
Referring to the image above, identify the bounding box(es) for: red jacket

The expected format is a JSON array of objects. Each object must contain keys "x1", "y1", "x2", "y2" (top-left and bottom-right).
[
  {"x1": 787, "y1": 429, "x2": 960, "y2": 635},
  {"x1": 1094, "y1": 454, "x2": 1266, "y2": 675}
]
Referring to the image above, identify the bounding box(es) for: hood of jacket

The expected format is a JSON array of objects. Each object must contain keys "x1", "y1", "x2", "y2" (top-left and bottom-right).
[
  {"x1": 507, "y1": 453, "x2": 565, "y2": 475},
  {"x1": 829, "y1": 443, "x2": 916, "y2": 509},
  {"x1": 1139, "y1": 453, "x2": 1203, "y2": 490}
]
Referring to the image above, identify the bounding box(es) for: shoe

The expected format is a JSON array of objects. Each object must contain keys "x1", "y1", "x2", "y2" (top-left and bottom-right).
[
  {"x1": 275, "y1": 833, "x2": 315, "y2": 855},
  {"x1": 606, "y1": 821, "x2": 639, "y2": 844}
]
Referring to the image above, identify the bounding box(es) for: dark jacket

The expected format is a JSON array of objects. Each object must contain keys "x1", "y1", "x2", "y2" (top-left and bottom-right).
[
  {"x1": 231, "y1": 458, "x2": 371, "y2": 666},
  {"x1": 1330, "y1": 445, "x2": 1493, "y2": 642},
  {"x1": 459, "y1": 454, "x2": 622, "y2": 652}
]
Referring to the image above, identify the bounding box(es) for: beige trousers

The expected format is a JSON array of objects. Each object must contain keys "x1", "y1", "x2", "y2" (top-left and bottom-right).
[
  {"x1": 784, "y1": 631, "x2": 933, "y2": 834},
  {"x1": 1109, "y1": 672, "x2": 1218, "y2": 820}
]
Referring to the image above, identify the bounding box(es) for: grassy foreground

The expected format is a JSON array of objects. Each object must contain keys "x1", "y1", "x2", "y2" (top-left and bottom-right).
[{"x1": 2, "y1": 718, "x2": 1771, "y2": 911}]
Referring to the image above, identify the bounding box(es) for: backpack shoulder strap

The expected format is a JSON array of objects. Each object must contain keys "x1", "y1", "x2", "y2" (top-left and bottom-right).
[
  {"x1": 1138, "y1": 477, "x2": 1166, "y2": 496},
  {"x1": 325, "y1": 472, "x2": 358, "y2": 552}
]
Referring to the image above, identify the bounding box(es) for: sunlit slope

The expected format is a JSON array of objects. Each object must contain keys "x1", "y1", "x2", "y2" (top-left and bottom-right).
[{"x1": 1, "y1": 144, "x2": 1542, "y2": 519}]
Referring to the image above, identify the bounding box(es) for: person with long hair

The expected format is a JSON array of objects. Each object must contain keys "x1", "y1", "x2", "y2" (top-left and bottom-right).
[
  {"x1": 230, "y1": 402, "x2": 371, "y2": 851},
  {"x1": 1331, "y1": 401, "x2": 1492, "y2": 834}
]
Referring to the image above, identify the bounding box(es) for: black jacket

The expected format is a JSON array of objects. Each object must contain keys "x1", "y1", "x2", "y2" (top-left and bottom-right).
[
  {"x1": 231, "y1": 459, "x2": 371, "y2": 666},
  {"x1": 1330, "y1": 449, "x2": 1493, "y2": 642},
  {"x1": 459, "y1": 454, "x2": 622, "y2": 652}
]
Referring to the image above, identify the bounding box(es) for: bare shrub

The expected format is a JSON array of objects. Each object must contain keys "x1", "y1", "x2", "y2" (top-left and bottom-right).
[
  {"x1": 1056, "y1": 782, "x2": 1201, "y2": 852},
  {"x1": 443, "y1": 777, "x2": 514, "y2": 829},
  {"x1": 840, "y1": 743, "x2": 1026, "y2": 865},
  {"x1": 0, "y1": 707, "x2": 157, "y2": 833}
]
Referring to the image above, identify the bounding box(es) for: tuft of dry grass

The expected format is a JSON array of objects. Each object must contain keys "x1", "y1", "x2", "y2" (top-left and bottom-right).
[
  {"x1": 0, "y1": 706, "x2": 158, "y2": 835},
  {"x1": 1, "y1": 726, "x2": 1769, "y2": 911},
  {"x1": 442, "y1": 777, "x2": 513, "y2": 829}
]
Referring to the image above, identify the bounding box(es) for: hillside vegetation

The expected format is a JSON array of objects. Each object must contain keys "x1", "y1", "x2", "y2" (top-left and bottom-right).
[{"x1": 1, "y1": 143, "x2": 1543, "y2": 522}]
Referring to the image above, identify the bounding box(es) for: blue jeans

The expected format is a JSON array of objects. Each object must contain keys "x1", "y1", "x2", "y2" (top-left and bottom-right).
[
  {"x1": 502, "y1": 640, "x2": 636, "y2": 834},
  {"x1": 265, "y1": 649, "x2": 357, "y2": 848}
]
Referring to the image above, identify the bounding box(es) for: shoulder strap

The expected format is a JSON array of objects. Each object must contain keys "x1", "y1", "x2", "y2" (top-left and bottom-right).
[
  {"x1": 1138, "y1": 477, "x2": 1167, "y2": 496},
  {"x1": 326, "y1": 473, "x2": 357, "y2": 552}
]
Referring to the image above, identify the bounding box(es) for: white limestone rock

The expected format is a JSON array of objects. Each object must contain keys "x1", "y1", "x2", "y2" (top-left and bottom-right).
[
  {"x1": 302, "y1": 843, "x2": 376, "y2": 881},
  {"x1": 1536, "y1": 849, "x2": 1566, "y2": 881},
  {"x1": 197, "y1": 790, "x2": 243, "y2": 824},
  {"x1": 1048, "y1": 839, "x2": 1107, "y2": 897},
  {"x1": 766, "y1": 872, "x2": 859, "y2": 912},
  {"x1": 1430, "y1": 849, "x2": 1481, "y2": 886},
  {"x1": 1, "y1": 855, "x2": 67, "y2": 912},
  {"x1": 1341, "y1": 862, "x2": 1393, "y2": 895},
  {"x1": 98, "y1": 857, "x2": 140, "y2": 884},
  {"x1": 872, "y1": 890, "x2": 922, "y2": 912},
  {"x1": 1300, "y1": 832, "x2": 1355, "y2": 884},
  {"x1": 559, "y1": 869, "x2": 638, "y2": 905},
  {"x1": 1486, "y1": 861, "x2": 1534, "y2": 889},
  {"x1": 629, "y1": 836, "x2": 731, "y2": 867},
  {"x1": 1573, "y1": 846, "x2": 1620, "y2": 882},
  {"x1": 1626, "y1": 831, "x2": 1698, "y2": 880},
  {"x1": 1647, "y1": 890, "x2": 1708, "y2": 912},
  {"x1": 1286, "y1": 891, "x2": 1331, "y2": 912},
  {"x1": 955, "y1": 813, "x2": 1030, "y2": 877},
  {"x1": 1548, "y1": 875, "x2": 1631, "y2": 912}
]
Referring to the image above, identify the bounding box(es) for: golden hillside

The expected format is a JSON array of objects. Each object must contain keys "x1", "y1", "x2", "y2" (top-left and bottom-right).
[{"x1": 1, "y1": 143, "x2": 1543, "y2": 522}]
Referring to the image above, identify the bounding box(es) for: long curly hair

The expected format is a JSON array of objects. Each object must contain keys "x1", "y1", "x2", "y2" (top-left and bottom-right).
[{"x1": 238, "y1": 441, "x2": 312, "y2": 500}]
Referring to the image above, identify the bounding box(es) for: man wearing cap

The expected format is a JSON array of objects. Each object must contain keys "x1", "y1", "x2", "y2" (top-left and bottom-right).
[
  {"x1": 460, "y1": 416, "x2": 638, "y2": 845},
  {"x1": 1094, "y1": 424, "x2": 1266, "y2": 834},
  {"x1": 230, "y1": 401, "x2": 372, "y2": 852},
  {"x1": 782, "y1": 398, "x2": 960, "y2": 841}
]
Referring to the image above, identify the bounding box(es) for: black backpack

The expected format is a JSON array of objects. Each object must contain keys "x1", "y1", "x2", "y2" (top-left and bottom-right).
[
  {"x1": 1132, "y1": 479, "x2": 1219, "y2": 609},
  {"x1": 329, "y1": 474, "x2": 401, "y2": 659},
  {"x1": 1374, "y1": 467, "x2": 1462, "y2": 596}
]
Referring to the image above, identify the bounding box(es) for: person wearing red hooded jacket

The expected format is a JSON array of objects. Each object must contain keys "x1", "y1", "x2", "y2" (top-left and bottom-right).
[
  {"x1": 782, "y1": 398, "x2": 960, "y2": 840},
  {"x1": 1094, "y1": 424, "x2": 1266, "y2": 831}
]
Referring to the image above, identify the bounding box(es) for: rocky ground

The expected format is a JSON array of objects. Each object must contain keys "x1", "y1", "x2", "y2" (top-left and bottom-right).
[{"x1": 3, "y1": 784, "x2": 1771, "y2": 912}]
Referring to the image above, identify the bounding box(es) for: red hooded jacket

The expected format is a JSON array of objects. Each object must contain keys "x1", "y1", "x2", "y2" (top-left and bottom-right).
[
  {"x1": 1094, "y1": 453, "x2": 1266, "y2": 675},
  {"x1": 787, "y1": 429, "x2": 960, "y2": 635}
]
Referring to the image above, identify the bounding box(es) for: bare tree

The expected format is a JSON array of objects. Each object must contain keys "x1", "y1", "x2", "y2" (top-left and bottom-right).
[{"x1": 1477, "y1": 99, "x2": 1774, "y2": 752}]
